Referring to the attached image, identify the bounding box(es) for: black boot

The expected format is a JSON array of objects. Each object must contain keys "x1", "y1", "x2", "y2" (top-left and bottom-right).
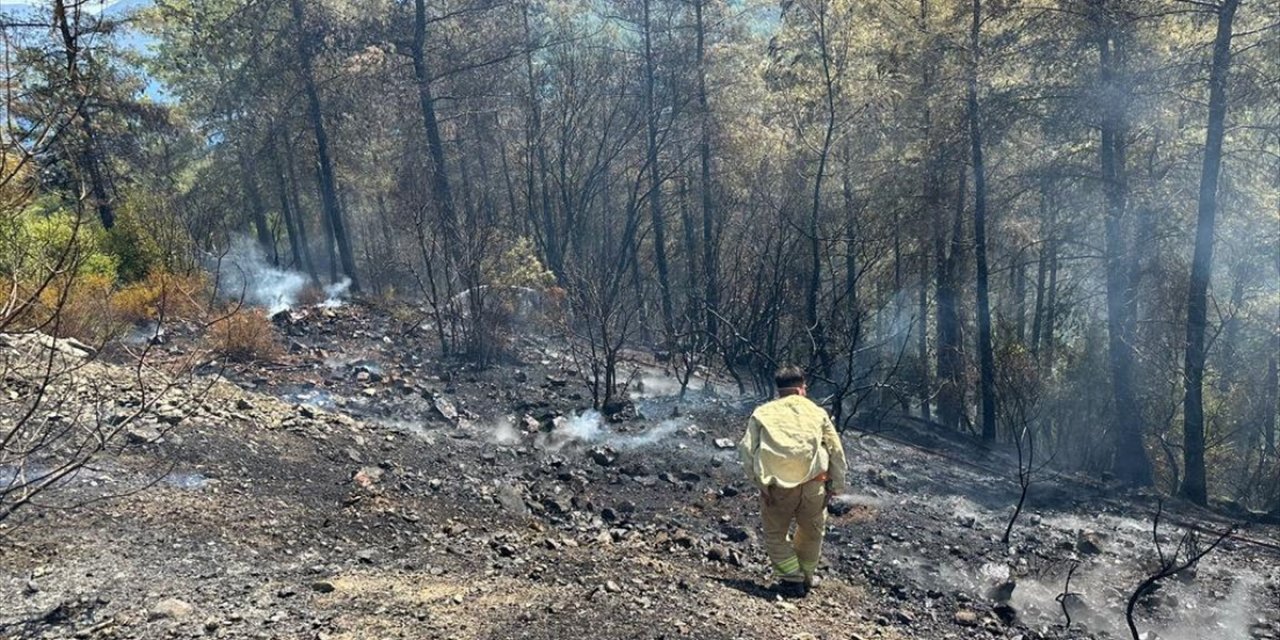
[{"x1": 775, "y1": 580, "x2": 808, "y2": 599}]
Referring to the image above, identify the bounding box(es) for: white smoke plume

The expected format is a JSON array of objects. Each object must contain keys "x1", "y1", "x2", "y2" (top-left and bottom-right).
[{"x1": 210, "y1": 236, "x2": 349, "y2": 313}]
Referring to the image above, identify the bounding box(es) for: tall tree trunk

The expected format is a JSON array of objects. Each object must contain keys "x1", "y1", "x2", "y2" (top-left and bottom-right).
[
  {"x1": 695, "y1": 0, "x2": 719, "y2": 343},
  {"x1": 1031, "y1": 182, "x2": 1053, "y2": 358},
  {"x1": 412, "y1": 0, "x2": 463, "y2": 279},
  {"x1": 53, "y1": 1, "x2": 115, "y2": 229},
  {"x1": 1095, "y1": 8, "x2": 1152, "y2": 485},
  {"x1": 936, "y1": 165, "x2": 967, "y2": 431},
  {"x1": 969, "y1": 0, "x2": 996, "y2": 443},
  {"x1": 1269, "y1": 187, "x2": 1280, "y2": 456},
  {"x1": 841, "y1": 143, "x2": 859, "y2": 342},
  {"x1": 808, "y1": 0, "x2": 838, "y2": 375},
  {"x1": 271, "y1": 131, "x2": 318, "y2": 283},
  {"x1": 918, "y1": 252, "x2": 931, "y2": 421},
  {"x1": 288, "y1": 0, "x2": 360, "y2": 291},
  {"x1": 1180, "y1": 0, "x2": 1242, "y2": 506},
  {"x1": 1043, "y1": 234, "x2": 1059, "y2": 369},
  {"x1": 239, "y1": 146, "x2": 275, "y2": 263},
  {"x1": 643, "y1": 0, "x2": 675, "y2": 338}
]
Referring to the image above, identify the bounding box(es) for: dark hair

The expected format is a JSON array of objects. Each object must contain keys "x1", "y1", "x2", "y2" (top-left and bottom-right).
[{"x1": 774, "y1": 365, "x2": 806, "y2": 390}]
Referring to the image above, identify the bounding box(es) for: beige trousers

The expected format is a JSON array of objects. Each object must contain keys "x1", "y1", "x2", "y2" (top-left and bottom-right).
[{"x1": 759, "y1": 480, "x2": 827, "y2": 582}]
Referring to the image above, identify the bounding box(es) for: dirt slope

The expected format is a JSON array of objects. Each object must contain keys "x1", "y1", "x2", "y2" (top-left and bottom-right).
[{"x1": 1, "y1": 305, "x2": 1276, "y2": 640}]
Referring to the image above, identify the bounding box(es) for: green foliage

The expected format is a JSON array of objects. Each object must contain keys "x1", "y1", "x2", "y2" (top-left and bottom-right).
[
  {"x1": 104, "y1": 203, "x2": 164, "y2": 283},
  {"x1": 485, "y1": 237, "x2": 556, "y2": 290},
  {"x1": 0, "y1": 199, "x2": 118, "y2": 282}
]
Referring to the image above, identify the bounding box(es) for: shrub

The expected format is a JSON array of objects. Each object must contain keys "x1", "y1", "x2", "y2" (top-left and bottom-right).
[
  {"x1": 34, "y1": 273, "x2": 122, "y2": 344},
  {"x1": 206, "y1": 308, "x2": 281, "y2": 363},
  {"x1": 111, "y1": 271, "x2": 209, "y2": 324}
]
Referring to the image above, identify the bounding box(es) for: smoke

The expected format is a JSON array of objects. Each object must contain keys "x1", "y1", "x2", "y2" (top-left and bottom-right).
[
  {"x1": 210, "y1": 236, "x2": 349, "y2": 313},
  {"x1": 531, "y1": 410, "x2": 688, "y2": 451},
  {"x1": 490, "y1": 416, "x2": 521, "y2": 445},
  {"x1": 320, "y1": 278, "x2": 352, "y2": 308}
]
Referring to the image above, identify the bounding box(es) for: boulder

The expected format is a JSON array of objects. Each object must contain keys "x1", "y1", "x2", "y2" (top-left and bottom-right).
[{"x1": 150, "y1": 598, "x2": 194, "y2": 621}]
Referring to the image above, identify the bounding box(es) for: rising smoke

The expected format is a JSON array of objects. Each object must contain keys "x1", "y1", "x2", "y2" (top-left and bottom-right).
[{"x1": 210, "y1": 236, "x2": 349, "y2": 313}]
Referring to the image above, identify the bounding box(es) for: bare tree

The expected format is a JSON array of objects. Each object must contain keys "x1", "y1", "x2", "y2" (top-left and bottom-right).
[{"x1": 1124, "y1": 502, "x2": 1238, "y2": 640}]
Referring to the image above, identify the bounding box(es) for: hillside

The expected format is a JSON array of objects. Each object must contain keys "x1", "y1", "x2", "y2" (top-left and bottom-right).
[{"x1": 0, "y1": 302, "x2": 1276, "y2": 640}]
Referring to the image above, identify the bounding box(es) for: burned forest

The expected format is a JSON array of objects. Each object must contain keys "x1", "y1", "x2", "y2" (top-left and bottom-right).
[{"x1": 0, "y1": 0, "x2": 1278, "y2": 638}]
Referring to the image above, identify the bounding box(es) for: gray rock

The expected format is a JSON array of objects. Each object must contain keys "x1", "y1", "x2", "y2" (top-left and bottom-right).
[
  {"x1": 150, "y1": 598, "x2": 194, "y2": 621},
  {"x1": 126, "y1": 425, "x2": 163, "y2": 445},
  {"x1": 1077, "y1": 531, "x2": 1104, "y2": 555},
  {"x1": 433, "y1": 396, "x2": 459, "y2": 422},
  {"x1": 953, "y1": 609, "x2": 979, "y2": 627}
]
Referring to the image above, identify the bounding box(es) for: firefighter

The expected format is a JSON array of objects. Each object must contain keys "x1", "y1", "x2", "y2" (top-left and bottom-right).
[{"x1": 737, "y1": 365, "x2": 848, "y2": 598}]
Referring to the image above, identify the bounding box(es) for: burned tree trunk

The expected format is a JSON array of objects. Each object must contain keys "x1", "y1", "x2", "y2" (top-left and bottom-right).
[
  {"x1": 936, "y1": 164, "x2": 967, "y2": 431},
  {"x1": 288, "y1": 0, "x2": 360, "y2": 291},
  {"x1": 1180, "y1": 0, "x2": 1242, "y2": 506},
  {"x1": 969, "y1": 0, "x2": 997, "y2": 443},
  {"x1": 642, "y1": 0, "x2": 675, "y2": 339},
  {"x1": 1095, "y1": 8, "x2": 1152, "y2": 486},
  {"x1": 412, "y1": 0, "x2": 462, "y2": 269},
  {"x1": 695, "y1": 0, "x2": 720, "y2": 344},
  {"x1": 239, "y1": 146, "x2": 276, "y2": 264}
]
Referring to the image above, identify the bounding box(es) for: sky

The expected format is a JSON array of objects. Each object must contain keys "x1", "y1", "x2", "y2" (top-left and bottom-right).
[{"x1": 0, "y1": 0, "x2": 140, "y2": 14}]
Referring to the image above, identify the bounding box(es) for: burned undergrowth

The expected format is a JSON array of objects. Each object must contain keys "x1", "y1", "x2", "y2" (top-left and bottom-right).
[{"x1": 0, "y1": 301, "x2": 1276, "y2": 640}]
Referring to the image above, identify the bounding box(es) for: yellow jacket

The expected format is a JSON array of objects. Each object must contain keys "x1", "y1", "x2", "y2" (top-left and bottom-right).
[{"x1": 738, "y1": 394, "x2": 847, "y2": 493}]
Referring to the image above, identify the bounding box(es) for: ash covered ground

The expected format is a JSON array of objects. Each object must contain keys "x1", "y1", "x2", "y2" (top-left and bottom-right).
[{"x1": 1, "y1": 302, "x2": 1277, "y2": 640}]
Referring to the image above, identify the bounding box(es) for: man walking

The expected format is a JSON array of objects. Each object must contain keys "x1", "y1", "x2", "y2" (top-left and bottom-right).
[{"x1": 738, "y1": 366, "x2": 847, "y2": 597}]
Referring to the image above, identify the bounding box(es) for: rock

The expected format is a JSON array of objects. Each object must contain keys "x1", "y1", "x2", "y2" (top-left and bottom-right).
[
  {"x1": 706, "y1": 545, "x2": 729, "y2": 563},
  {"x1": 827, "y1": 499, "x2": 854, "y2": 517},
  {"x1": 713, "y1": 438, "x2": 736, "y2": 450},
  {"x1": 150, "y1": 598, "x2": 194, "y2": 621},
  {"x1": 126, "y1": 425, "x2": 163, "y2": 445},
  {"x1": 602, "y1": 397, "x2": 636, "y2": 421},
  {"x1": 540, "y1": 495, "x2": 573, "y2": 516},
  {"x1": 352, "y1": 466, "x2": 383, "y2": 489},
  {"x1": 433, "y1": 396, "x2": 459, "y2": 422},
  {"x1": 1077, "y1": 531, "x2": 1104, "y2": 555},
  {"x1": 604, "y1": 580, "x2": 622, "y2": 593},
  {"x1": 356, "y1": 549, "x2": 377, "y2": 564},
  {"x1": 495, "y1": 484, "x2": 528, "y2": 515},
  {"x1": 589, "y1": 447, "x2": 618, "y2": 467},
  {"x1": 720, "y1": 525, "x2": 752, "y2": 543},
  {"x1": 993, "y1": 603, "x2": 1017, "y2": 625},
  {"x1": 894, "y1": 609, "x2": 916, "y2": 625},
  {"x1": 954, "y1": 610, "x2": 979, "y2": 627},
  {"x1": 310, "y1": 581, "x2": 337, "y2": 594},
  {"x1": 988, "y1": 580, "x2": 1016, "y2": 603}
]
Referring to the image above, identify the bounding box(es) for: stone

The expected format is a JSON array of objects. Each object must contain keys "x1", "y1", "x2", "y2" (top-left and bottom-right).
[
  {"x1": 1077, "y1": 531, "x2": 1104, "y2": 555},
  {"x1": 433, "y1": 396, "x2": 459, "y2": 422},
  {"x1": 706, "y1": 545, "x2": 731, "y2": 563},
  {"x1": 954, "y1": 609, "x2": 979, "y2": 627},
  {"x1": 310, "y1": 581, "x2": 337, "y2": 594},
  {"x1": 150, "y1": 598, "x2": 194, "y2": 621},
  {"x1": 988, "y1": 580, "x2": 1016, "y2": 603},
  {"x1": 126, "y1": 425, "x2": 163, "y2": 445},
  {"x1": 589, "y1": 447, "x2": 618, "y2": 467},
  {"x1": 352, "y1": 466, "x2": 383, "y2": 489},
  {"x1": 713, "y1": 438, "x2": 735, "y2": 450}
]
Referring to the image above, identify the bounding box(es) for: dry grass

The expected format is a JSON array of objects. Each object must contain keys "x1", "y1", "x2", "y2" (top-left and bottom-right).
[
  {"x1": 111, "y1": 272, "x2": 209, "y2": 324},
  {"x1": 206, "y1": 308, "x2": 282, "y2": 362}
]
